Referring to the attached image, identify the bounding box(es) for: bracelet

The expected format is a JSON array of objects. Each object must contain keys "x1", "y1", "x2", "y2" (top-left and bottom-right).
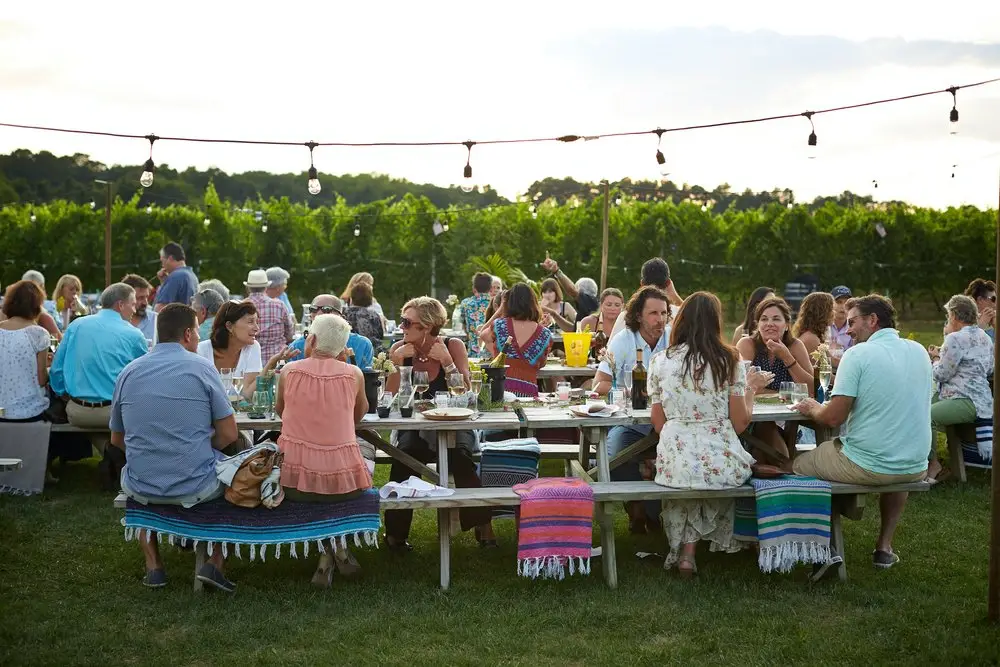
[
  {"x1": 443, "y1": 363, "x2": 458, "y2": 374},
  {"x1": 785, "y1": 358, "x2": 798, "y2": 369}
]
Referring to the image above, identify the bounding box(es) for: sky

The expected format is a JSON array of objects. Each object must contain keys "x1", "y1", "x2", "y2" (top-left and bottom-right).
[{"x1": 2, "y1": 0, "x2": 999, "y2": 209}]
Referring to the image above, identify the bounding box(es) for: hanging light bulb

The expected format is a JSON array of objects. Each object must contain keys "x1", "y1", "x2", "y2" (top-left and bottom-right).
[
  {"x1": 146, "y1": 205, "x2": 153, "y2": 214},
  {"x1": 89, "y1": 200, "x2": 96, "y2": 210},
  {"x1": 948, "y1": 86, "x2": 959, "y2": 135},
  {"x1": 654, "y1": 128, "x2": 669, "y2": 177},
  {"x1": 305, "y1": 141, "x2": 321, "y2": 195},
  {"x1": 787, "y1": 202, "x2": 794, "y2": 210},
  {"x1": 139, "y1": 134, "x2": 158, "y2": 187},
  {"x1": 353, "y1": 222, "x2": 361, "y2": 237},
  {"x1": 261, "y1": 223, "x2": 268, "y2": 233},
  {"x1": 700, "y1": 204, "x2": 708, "y2": 212},
  {"x1": 460, "y1": 141, "x2": 476, "y2": 193},
  {"x1": 203, "y1": 216, "x2": 211, "y2": 227},
  {"x1": 30, "y1": 209, "x2": 36, "y2": 222},
  {"x1": 803, "y1": 112, "x2": 818, "y2": 159},
  {"x1": 443, "y1": 222, "x2": 450, "y2": 232}
]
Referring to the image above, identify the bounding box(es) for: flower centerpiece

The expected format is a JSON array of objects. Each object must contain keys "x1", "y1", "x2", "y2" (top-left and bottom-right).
[
  {"x1": 598, "y1": 347, "x2": 617, "y2": 389},
  {"x1": 370, "y1": 352, "x2": 397, "y2": 376},
  {"x1": 809, "y1": 343, "x2": 831, "y2": 372}
]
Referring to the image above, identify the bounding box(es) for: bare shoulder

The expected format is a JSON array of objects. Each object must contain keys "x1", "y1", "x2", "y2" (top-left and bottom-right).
[{"x1": 735, "y1": 336, "x2": 754, "y2": 358}]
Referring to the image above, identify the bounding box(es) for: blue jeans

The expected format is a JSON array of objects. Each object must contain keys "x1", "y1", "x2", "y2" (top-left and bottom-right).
[{"x1": 607, "y1": 425, "x2": 659, "y2": 521}]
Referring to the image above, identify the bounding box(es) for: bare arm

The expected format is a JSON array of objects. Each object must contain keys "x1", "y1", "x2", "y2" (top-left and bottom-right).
[
  {"x1": 731, "y1": 324, "x2": 745, "y2": 346},
  {"x1": 651, "y1": 402, "x2": 665, "y2": 433},
  {"x1": 110, "y1": 431, "x2": 125, "y2": 451},
  {"x1": 593, "y1": 370, "x2": 613, "y2": 397},
  {"x1": 38, "y1": 311, "x2": 61, "y2": 340},
  {"x1": 275, "y1": 371, "x2": 286, "y2": 417},
  {"x1": 35, "y1": 348, "x2": 49, "y2": 386},
  {"x1": 796, "y1": 395, "x2": 854, "y2": 428},
  {"x1": 543, "y1": 304, "x2": 576, "y2": 333},
  {"x1": 353, "y1": 366, "x2": 368, "y2": 423},
  {"x1": 736, "y1": 337, "x2": 755, "y2": 362},
  {"x1": 211, "y1": 414, "x2": 239, "y2": 450},
  {"x1": 786, "y1": 340, "x2": 816, "y2": 395}
]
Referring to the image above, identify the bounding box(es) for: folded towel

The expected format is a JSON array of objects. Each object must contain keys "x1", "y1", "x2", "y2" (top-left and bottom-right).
[
  {"x1": 513, "y1": 477, "x2": 594, "y2": 580},
  {"x1": 379, "y1": 476, "x2": 454, "y2": 499}
]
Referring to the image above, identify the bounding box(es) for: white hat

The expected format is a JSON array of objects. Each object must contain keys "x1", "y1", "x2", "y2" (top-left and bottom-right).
[{"x1": 244, "y1": 269, "x2": 270, "y2": 288}]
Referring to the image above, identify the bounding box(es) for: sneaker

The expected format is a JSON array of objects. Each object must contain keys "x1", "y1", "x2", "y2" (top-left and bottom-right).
[
  {"x1": 142, "y1": 568, "x2": 167, "y2": 588},
  {"x1": 809, "y1": 555, "x2": 843, "y2": 582},
  {"x1": 872, "y1": 549, "x2": 900, "y2": 569},
  {"x1": 196, "y1": 563, "x2": 236, "y2": 593}
]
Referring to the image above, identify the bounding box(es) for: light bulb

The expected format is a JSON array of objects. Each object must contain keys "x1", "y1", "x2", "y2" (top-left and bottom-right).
[
  {"x1": 787, "y1": 202, "x2": 794, "y2": 210},
  {"x1": 89, "y1": 201, "x2": 96, "y2": 210},
  {"x1": 203, "y1": 217, "x2": 211, "y2": 227},
  {"x1": 261, "y1": 224, "x2": 268, "y2": 233},
  {"x1": 615, "y1": 197, "x2": 622, "y2": 206},
  {"x1": 353, "y1": 226, "x2": 360, "y2": 237},
  {"x1": 461, "y1": 163, "x2": 475, "y2": 193},
  {"x1": 700, "y1": 204, "x2": 708, "y2": 212},
  {"x1": 656, "y1": 150, "x2": 669, "y2": 177},
  {"x1": 949, "y1": 107, "x2": 959, "y2": 135},
  {"x1": 146, "y1": 205, "x2": 153, "y2": 214},
  {"x1": 30, "y1": 213, "x2": 37, "y2": 222},
  {"x1": 531, "y1": 212, "x2": 537, "y2": 220},
  {"x1": 140, "y1": 158, "x2": 155, "y2": 188},
  {"x1": 807, "y1": 131, "x2": 818, "y2": 160},
  {"x1": 307, "y1": 166, "x2": 321, "y2": 195},
  {"x1": 443, "y1": 223, "x2": 449, "y2": 232}
]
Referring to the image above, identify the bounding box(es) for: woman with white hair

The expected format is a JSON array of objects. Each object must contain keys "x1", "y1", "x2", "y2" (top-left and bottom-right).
[{"x1": 275, "y1": 313, "x2": 372, "y2": 586}]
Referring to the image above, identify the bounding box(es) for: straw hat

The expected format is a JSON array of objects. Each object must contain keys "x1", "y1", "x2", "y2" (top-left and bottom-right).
[{"x1": 243, "y1": 269, "x2": 270, "y2": 288}]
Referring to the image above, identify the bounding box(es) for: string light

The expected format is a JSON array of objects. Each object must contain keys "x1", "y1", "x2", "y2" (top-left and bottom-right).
[
  {"x1": 261, "y1": 222, "x2": 268, "y2": 233},
  {"x1": 139, "y1": 134, "x2": 158, "y2": 187},
  {"x1": 145, "y1": 205, "x2": 152, "y2": 214},
  {"x1": 30, "y1": 209, "x2": 36, "y2": 222},
  {"x1": 803, "y1": 112, "x2": 817, "y2": 159},
  {"x1": 203, "y1": 216, "x2": 211, "y2": 227},
  {"x1": 461, "y1": 141, "x2": 475, "y2": 193},
  {"x1": 89, "y1": 200, "x2": 96, "y2": 209},
  {"x1": 654, "y1": 128, "x2": 669, "y2": 177},
  {"x1": 305, "y1": 141, "x2": 321, "y2": 195},
  {"x1": 353, "y1": 221, "x2": 360, "y2": 237},
  {"x1": 948, "y1": 86, "x2": 959, "y2": 135}
]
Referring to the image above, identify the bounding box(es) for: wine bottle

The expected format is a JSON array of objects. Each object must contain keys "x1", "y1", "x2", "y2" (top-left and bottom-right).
[
  {"x1": 489, "y1": 336, "x2": 513, "y2": 368},
  {"x1": 631, "y1": 349, "x2": 648, "y2": 410}
]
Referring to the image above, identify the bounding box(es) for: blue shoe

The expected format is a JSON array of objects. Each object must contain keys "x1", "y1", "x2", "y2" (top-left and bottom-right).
[
  {"x1": 196, "y1": 564, "x2": 236, "y2": 593},
  {"x1": 142, "y1": 569, "x2": 167, "y2": 588}
]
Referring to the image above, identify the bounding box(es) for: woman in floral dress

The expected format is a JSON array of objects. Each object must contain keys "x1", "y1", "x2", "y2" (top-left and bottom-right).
[{"x1": 649, "y1": 292, "x2": 771, "y2": 577}]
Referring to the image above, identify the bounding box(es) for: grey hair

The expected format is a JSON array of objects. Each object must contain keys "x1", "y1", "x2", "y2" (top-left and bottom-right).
[
  {"x1": 491, "y1": 275, "x2": 503, "y2": 286},
  {"x1": 266, "y1": 266, "x2": 290, "y2": 288},
  {"x1": 576, "y1": 277, "x2": 599, "y2": 297},
  {"x1": 198, "y1": 279, "x2": 231, "y2": 302},
  {"x1": 310, "y1": 313, "x2": 350, "y2": 356},
  {"x1": 194, "y1": 288, "x2": 225, "y2": 316},
  {"x1": 945, "y1": 294, "x2": 978, "y2": 326},
  {"x1": 22, "y1": 270, "x2": 45, "y2": 287},
  {"x1": 100, "y1": 282, "x2": 135, "y2": 309}
]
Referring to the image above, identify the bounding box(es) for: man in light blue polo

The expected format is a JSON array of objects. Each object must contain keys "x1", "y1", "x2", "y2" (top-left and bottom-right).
[
  {"x1": 793, "y1": 294, "x2": 930, "y2": 570},
  {"x1": 592, "y1": 285, "x2": 671, "y2": 533},
  {"x1": 112, "y1": 303, "x2": 239, "y2": 591}
]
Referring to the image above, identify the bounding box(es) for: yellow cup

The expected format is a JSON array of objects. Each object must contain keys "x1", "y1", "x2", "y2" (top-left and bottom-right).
[{"x1": 562, "y1": 331, "x2": 593, "y2": 367}]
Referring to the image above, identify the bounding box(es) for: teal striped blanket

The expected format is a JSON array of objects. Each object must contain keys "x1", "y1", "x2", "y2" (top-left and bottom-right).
[{"x1": 733, "y1": 476, "x2": 831, "y2": 573}]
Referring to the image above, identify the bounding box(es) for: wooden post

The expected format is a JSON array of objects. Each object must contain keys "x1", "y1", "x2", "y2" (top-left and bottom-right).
[
  {"x1": 600, "y1": 180, "x2": 610, "y2": 292},
  {"x1": 103, "y1": 180, "x2": 112, "y2": 288},
  {"x1": 989, "y1": 170, "x2": 1000, "y2": 623}
]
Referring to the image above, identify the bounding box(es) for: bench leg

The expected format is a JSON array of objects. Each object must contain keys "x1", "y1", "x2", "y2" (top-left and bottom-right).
[
  {"x1": 598, "y1": 501, "x2": 618, "y2": 589},
  {"x1": 193, "y1": 543, "x2": 207, "y2": 593},
  {"x1": 439, "y1": 508, "x2": 453, "y2": 590},
  {"x1": 945, "y1": 427, "x2": 967, "y2": 483},
  {"x1": 830, "y1": 511, "x2": 847, "y2": 581}
]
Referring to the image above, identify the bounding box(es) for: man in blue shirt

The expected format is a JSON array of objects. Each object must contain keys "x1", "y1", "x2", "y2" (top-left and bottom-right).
[
  {"x1": 112, "y1": 303, "x2": 239, "y2": 590},
  {"x1": 592, "y1": 286, "x2": 672, "y2": 533},
  {"x1": 50, "y1": 282, "x2": 149, "y2": 442},
  {"x1": 154, "y1": 242, "x2": 199, "y2": 312},
  {"x1": 290, "y1": 294, "x2": 373, "y2": 369},
  {"x1": 793, "y1": 294, "x2": 931, "y2": 570},
  {"x1": 122, "y1": 274, "x2": 157, "y2": 343}
]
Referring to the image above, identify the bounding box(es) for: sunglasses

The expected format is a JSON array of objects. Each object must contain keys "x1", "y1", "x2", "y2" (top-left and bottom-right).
[
  {"x1": 308, "y1": 305, "x2": 340, "y2": 314},
  {"x1": 399, "y1": 317, "x2": 425, "y2": 330}
]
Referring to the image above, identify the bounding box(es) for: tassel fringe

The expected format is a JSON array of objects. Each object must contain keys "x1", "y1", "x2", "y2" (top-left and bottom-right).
[
  {"x1": 517, "y1": 556, "x2": 591, "y2": 580},
  {"x1": 121, "y1": 529, "x2": 380, "y2": 561},
  {"x1": 758, "y1": 541, "x2": 831, "y2": 573}
]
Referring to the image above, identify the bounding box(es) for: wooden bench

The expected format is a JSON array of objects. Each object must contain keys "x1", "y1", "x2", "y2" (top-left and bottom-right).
[{"x1": 115, "y1": 478, "x2": 928, "y2": 590}]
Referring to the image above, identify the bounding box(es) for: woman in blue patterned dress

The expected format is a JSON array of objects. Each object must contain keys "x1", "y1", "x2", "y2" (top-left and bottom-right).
[{"x1": 482, "y1": 283, "x2": 553, "y2": 397}]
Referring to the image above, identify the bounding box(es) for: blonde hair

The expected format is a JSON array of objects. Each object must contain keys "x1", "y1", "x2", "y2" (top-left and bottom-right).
[
  {"x1": 310, "y1": 314, "x2": 351, "y2": 356},
  {"x1": 341, "y1": 272, "x2": 374, "y2": 301},
  {"x1": 52, "y1": 274, "x2": 83, "y2": 304},
  {"x1": 401, "y1": 296, "x2": 447, "y2": 335}
]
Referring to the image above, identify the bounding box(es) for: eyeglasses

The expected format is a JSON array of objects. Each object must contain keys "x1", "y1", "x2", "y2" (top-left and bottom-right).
[
  {"x1": 988, "y1": 295, "x2": 997, "y2": 303},
  {"x1": 308, "y1": 305, "x2": 340, "y2": 314},
  {"x1": 399, "y1": 317, "x2": 425, "y2": 330}
]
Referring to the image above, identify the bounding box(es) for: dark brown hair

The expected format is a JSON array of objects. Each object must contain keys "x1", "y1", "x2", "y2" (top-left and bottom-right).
[
  {"x1": 792, "y1": 292, "x2": 834, "y2": 340},
  {"x1": 600, "y1": 287, "x2": 624, "y2": 304},
  {"x1": 623, "y1": 286, "x2": 670, "y2": 332},
  {"x1": 121, "y1": 273, "x2": 151, "y2": 290},
  {"x1": 505, "y1": 283, "x2": 541, "y2": 322},
  {"x1": 2, "y1": 280, "x2": 45, "y2": 320},
  {"x1": 540, "y1": 278, "x2": 562, "y2": 302},
  {"x1": 752, "y1": 296, "x2": 796, "y2": 356},
  {"x1": 472, "y1": 272, "x2": 492, "y2": 294},
  {"x1": 211, "y1": 300, "x2": 257, "y2": 350},
  {"x1": 964, "y1": 278, "x2": 997, "y2": 301},
  {"x1": 668, "y1": 292, "x2": 738, "y2": 390},
  {"x1": 845, "y1": 294, "x2": 896, "y2": 330},
  {"x1": 738, "y1": 286, "x2": 774, "y2": 338},
  {"x1": 350, "y1": 282, "x2": 374, "y2": 308},
  {"x1": 157, "y1": 304, "x2": 198, "y2": 343}
]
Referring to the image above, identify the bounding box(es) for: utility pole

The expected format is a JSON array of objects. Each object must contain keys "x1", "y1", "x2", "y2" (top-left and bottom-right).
[
  {"x1": 989, "y1": 169, "x2": 1000, "y2": 623},
  {"x1": 94, "y1": 179, "x2": 113, "y2": 287},
  {"x1": 600, "y1": 180, "x2": 610, "y2": 293}
]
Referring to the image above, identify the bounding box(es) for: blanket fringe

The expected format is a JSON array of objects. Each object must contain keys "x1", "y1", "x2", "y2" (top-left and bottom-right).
[
  {"x1": 0, "y1": 485, "x2": 42, "y2": 496},
  {"x1": 758, "y1": 541, "x2": 831, "y2": 573},
  {"x1": 121, "y1": 529, "x2": 381, "y2": 561},
  {"x1": 517, "y1": 556, "x2": 590, "y2": 580}
]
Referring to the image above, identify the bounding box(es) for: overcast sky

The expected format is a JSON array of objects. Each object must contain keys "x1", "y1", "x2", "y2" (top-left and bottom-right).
[{"x1": 2, "y1": 1, "x2": 999, "y2": 208}]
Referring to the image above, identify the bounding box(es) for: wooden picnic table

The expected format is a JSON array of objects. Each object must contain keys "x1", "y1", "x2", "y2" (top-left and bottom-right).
[{"x1": 536, "y1": 363, "x2": 598, "y2": 379}]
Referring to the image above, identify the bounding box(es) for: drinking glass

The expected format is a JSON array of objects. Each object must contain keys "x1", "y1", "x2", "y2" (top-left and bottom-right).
[
  {"x1": 556, "y1": 381, "x2": 571, "y2": 406},
  {"x1": 434, "y1": 391, "x2": 450, "y2": 410},
  {"x1": 792, "y1": 383, "x2": 810, "y2": 404},
  {"x1": 779, "y1": 382, "x2": 793, "y2": 403},
  {"x1": 412, "y1": 371, "x2": 430, "y2": 401},
  {"x1": 818, "y1": 368, "x2": 833, "y2": 395},
  {"x1": 469, "y1": 370, "x2": 483, "y2": 414},
  {"x1": 622, "y1": 364, "x2": 634, "y2": 403},
  {"x1": 610, "y1": 388, "x2": 627, "y2": 413}
]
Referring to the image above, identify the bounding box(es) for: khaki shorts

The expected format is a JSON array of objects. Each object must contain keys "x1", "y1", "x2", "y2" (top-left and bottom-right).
[{"x1": 793, "y1": 438, "x2": 926, "y2": 485}]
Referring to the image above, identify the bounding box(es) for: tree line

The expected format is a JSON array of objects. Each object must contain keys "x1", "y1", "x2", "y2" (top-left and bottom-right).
[{"x1": 1, "y1": 182, "x2": 994, "y2": 320}]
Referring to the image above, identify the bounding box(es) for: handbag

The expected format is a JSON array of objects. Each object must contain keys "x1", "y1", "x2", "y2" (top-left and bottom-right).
[{"x1": 224, "y1": 449, "x2": 285, "y2": 509}]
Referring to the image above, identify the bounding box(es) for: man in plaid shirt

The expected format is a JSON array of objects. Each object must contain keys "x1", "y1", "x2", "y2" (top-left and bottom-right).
[{"x1": 243, "y1": 269, "x2": 294, "y2": 361}]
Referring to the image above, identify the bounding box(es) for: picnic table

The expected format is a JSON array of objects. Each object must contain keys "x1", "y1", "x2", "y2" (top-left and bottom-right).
[{"x1": 536, "y1": 363, "x2": 598, "y2": 379}]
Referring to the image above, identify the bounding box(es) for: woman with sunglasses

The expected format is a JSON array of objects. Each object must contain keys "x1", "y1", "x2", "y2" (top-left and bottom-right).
[{"x1": 383, "y1": 296, "x2": 496, "y2": 550}]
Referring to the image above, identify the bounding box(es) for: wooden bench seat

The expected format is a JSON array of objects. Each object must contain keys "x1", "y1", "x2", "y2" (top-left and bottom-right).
[{"x1": 115, "y1": 478, "x2": 928, "y2": 589}]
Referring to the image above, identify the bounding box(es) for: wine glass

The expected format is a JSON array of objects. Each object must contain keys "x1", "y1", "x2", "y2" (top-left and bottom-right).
[
  {"x1": 818, "y1": 367, "x2": 833, "y2": 395},
  {"x1": 412, "y1": 370, "x2": 430, "y2": 403},
  {"x1": 447, "y1": 372, "x2": 466, "y2": 407},
  {"x1": 621, "y1": 363, "x2": 634, "y2": 401},
  {"x1": 469, "y1": 370, "x2": 482, "y2": 413}
]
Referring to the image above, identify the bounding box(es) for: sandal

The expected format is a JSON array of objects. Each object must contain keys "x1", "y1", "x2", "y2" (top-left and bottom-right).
[
  {"x1": 333, "y1": 548, "x2": 362, "y2": 576},
  {"x1": 474, "y1": 526, "x2": 499, "y2": 548},
  {"x1": 311, "y1": 554, "x2": 334, "y2": 588},
  {"x1": 677, "y1": 552, "x2": 698, "y2": 579}
]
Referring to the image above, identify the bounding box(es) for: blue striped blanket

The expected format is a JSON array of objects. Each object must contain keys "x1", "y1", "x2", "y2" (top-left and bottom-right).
[
  {"x1": 480, "y1": 438, "x2": 541, "y2": 520},
  {"x1": 961, "y1": 417, "x2": 993, "y2": 467},
  {"x1": 733, "y1": 476, "x2": 832, "y2": 573},
  {"x1": 122, "y1": 488, "x2": 381, "y2": 561}
]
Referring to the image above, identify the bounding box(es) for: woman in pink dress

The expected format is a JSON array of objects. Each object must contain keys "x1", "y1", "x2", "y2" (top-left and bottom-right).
[{"x1": 275, "y1": 313, "x2": 371, "y2": 587}]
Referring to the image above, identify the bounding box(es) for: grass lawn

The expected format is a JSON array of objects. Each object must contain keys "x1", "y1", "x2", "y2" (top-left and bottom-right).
[{"x1": 2, "y1": 321, "x2": 997, "y2": 666}]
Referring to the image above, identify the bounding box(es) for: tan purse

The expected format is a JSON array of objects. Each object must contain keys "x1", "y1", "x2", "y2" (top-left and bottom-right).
[{"x1": 225, "y1": 450, "x2": 284, "y2": 508}]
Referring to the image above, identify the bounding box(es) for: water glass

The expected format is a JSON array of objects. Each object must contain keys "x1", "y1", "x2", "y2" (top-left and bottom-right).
[
  {"x1": 610, "y1": 388, "x2": 628, "y2": 414},
  {"x1": 556, "y1": 381, "x2": 571, "y2": 405},
  {"x1": 792, "y1": 383, "x2": 810, "y2": 404},
  {"x1": 779, "y1": 382, "x2": 794, "y2": 403},
  {"x1": 434, "y1": 391, "x2": 450, "y2": 410}
]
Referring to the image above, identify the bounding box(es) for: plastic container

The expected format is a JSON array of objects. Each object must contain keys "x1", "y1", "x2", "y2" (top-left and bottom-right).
[{"x1": 562, "y1": 331, "x2": 593, "y2": 367}]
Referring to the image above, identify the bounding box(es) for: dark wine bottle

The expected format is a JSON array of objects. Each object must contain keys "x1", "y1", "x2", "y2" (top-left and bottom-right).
[{"x1": 631, "y1": 349, "x2": 648, "y2": 409}]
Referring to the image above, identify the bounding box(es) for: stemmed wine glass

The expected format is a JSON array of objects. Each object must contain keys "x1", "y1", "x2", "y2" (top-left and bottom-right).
[
  {"x1": 447, "y1": 372, "x2": 466, "y2": 408},
  {"x1": 411, "y1": 370, "x2": 430, "y2": 407},
  {"x1": 469, "y1": 370, "x2": 483, "y2": 414}
]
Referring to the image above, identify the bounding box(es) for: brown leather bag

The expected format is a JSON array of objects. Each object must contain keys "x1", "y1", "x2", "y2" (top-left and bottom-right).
[{"x1": 225, "y1": 450, "x2": 284, "y2": 508}]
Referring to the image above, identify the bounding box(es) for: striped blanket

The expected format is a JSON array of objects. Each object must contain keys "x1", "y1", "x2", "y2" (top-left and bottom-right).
[
  {"x1": 122, "y1": 488, "x2": 381, "y2": 560},
  {"x1": 733, "y1": 476, "x2": 832, "y2": 573},
  {"x1": 480, "y1": 438, "x2": 541, "y2": 520},
  {"x1": 961, "y1": 417, "x2": 993, "y2": 467},
  {"x1": 513, "y1": 477, "x2": 593, "y2": 580}
]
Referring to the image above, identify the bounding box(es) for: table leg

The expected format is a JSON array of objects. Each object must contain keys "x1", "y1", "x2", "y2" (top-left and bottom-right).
[
  {"x1": 595, "y1": 428, "x2": 610, "y2": 483},
  {"x1": 598, "y1": 501, "x2": 618, "y2": 589},
  {"x1": 439, "y1": 508, "x2": 453, "y2": 590}
]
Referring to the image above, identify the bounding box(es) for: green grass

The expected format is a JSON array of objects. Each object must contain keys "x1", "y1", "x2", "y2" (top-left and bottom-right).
[{"x1": 2, "y1": 319, "x2": 996, "y2": 666}]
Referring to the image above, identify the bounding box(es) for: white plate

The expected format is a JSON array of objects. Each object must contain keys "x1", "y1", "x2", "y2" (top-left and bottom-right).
[
  {"x1": 569, "y1": 403, "x2": 620, "y2": 418},
  {"x1": 422, "y1": 407, "x2": 475, "y2": 421}
]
